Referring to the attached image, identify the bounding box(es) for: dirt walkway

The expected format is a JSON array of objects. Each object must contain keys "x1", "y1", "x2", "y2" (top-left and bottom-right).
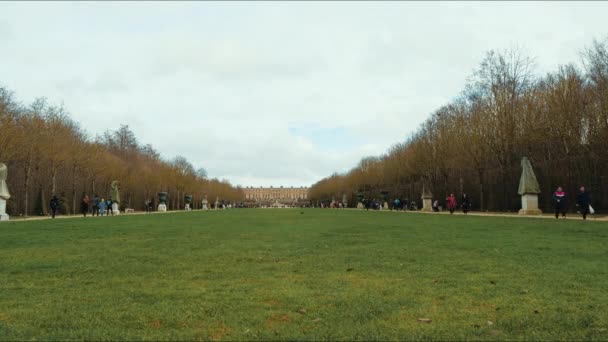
[{"x1": 2, "y1": 207, "x2": 606, "y2": 223}]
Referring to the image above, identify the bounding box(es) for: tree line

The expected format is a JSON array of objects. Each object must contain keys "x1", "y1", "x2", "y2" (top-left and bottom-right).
[
  {"x1": 0, "y1": 92, "x2": 244, "y2": 216},
  {"x1": 310, "y1": 37, "x2": 608, "y2": 212}
]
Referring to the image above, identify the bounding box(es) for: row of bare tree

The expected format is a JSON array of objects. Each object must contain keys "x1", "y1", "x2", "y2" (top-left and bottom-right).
[
  {"x1": 310, "y1": 37, "x2": 608, "y2": 212},
  {"x1": 0, "y1": 92, "x2": 244, "y2": 216}
]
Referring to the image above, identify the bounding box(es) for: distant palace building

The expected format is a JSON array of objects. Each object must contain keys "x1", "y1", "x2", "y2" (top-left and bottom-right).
[{"x1": 243, "y1": 186, "x2": 309, "y2": 203}]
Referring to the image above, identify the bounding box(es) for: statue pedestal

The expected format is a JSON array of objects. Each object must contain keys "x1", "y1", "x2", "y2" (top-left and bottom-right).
[
  {"x1": 357, "y1": 202, "x2": 364, "y2": 209},
  {"x1": 518, "y1": 194, "x2": 542, "y2": 215},
  {"x1": 383, "y1": 202, "x2": 389, "y2": 210},
  {"x1": 421, "y1": 197, "x2": 432, "y2": 212},
  {"x1": 112, "y1": 203, "x2": 120, "y2": 215},
  {"x1": 158, "y1": 204, "x2": 167, "y2": 212},
  {"x1": 202, "y1": 203, "x2": 208, "y2": 210},
  {"x1": 0, "y1": 198, "x2": 9, "y2": 221},
  {"x1": 185, "y1": 204, "x2": 191, "y2": 211}
]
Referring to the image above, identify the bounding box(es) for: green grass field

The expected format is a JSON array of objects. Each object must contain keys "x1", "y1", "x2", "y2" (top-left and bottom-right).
[{"x1": 1, "y1": 209, "x2": 607, "y2": 341}]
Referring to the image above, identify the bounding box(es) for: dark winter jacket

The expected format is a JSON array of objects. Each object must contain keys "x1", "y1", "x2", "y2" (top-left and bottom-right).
[{"x1": 576, "y1": 191, "x2": 591, "y2": 208}]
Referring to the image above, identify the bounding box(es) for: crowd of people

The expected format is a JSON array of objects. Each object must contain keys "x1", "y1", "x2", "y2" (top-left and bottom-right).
[{"x1": 48, "y1": 193, "x2": 119, "y2": 219}]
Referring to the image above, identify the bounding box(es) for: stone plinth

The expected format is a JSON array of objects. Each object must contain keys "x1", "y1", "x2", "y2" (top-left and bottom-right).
[
  {"x1": 383, "y1": 202, "x2": 389, "y2": 210},
  {"x1": 0, "y1": 198, "x2": 9, "y2": 221},
  {"x1": 185, "y1": 204, "x2": 191, "y2": 211},
  {"x1": 357, "y1": 202, "x2": 364, "y2": 209},
  {"x1": 112, "y1": 203, "x2": 120, "y2": 215},
  {"x1": 158, "y1": 204, "x2": 167, "y2": 212},
  {"x1": 421, "y1": 197, "x2": 432, "y2": 212},
  {"x1": 518, "y1": 193, "x2": 542, "y2": 215}
]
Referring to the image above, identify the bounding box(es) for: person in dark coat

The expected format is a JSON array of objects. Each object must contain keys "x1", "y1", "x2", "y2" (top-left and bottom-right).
[
  {"x1": 92, "y1": 194, "x2": 100, "y2": 216},
  {"x1": 461, "y1": 193, "x2": 471, "y2": 214},
  {"x1": 50, "y1": 195, "x2": 59, "y2": 219},
  {"x1": 576, "y1": 186, "x2": 591, "y2": 220},
  {"x1": 552, "y1": 186, "x2": 567, "y2": 219},
  {"x1": 80, "y1": 193, "x2": 89, "y2": 217},
  {"x1": 106, "y1": 197, "x2": 113, "y2": 216}
]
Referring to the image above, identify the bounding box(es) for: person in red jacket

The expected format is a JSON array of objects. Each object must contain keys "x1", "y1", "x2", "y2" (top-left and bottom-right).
[
  {"x1": 552, "y1": 186, "x2": 567, "y2": 219},
  {"x1": 446, "y1": 193, "x2": 457, "y2": 214}
]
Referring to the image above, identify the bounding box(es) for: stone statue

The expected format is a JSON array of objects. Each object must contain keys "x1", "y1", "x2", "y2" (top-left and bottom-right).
[
  {"x1": 202, "y1": 195, "x2": 208, "y2": 210},
  {"x1": 0, "y1": 163, "x2": 10, "y2": 200},
  {"x1": 158, "y1": 192, "x2": 168, "y2": 212},
  {"x1": 421, "y1": 183, "x2": 433, "y2": 212},
  {"x1": 110, "y1": 181, "x2": 121, "y2": 215},
  {"x1": 0, "y1": 163, "x2": 10, "y2": 221},
  {"x1": 518, "y1": 157, "x2": 541, "y2": 195},
  {"x1": 110, "y1": 181, "x2": 121, "y2": 204},
  {"x1": 184, "y1": 195, "x2": 193, "y2": 211},
  {"x1": 518, "y1": 157, "x2": 542, "y2": 215},
  {"x1": 215, "y1": 196, "x2": 220, "y2": 210}
]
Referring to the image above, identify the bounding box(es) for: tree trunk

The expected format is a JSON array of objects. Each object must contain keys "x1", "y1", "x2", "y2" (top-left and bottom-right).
[{"x1": 478, "y1": 169, "x2": 484, "y2": 211}]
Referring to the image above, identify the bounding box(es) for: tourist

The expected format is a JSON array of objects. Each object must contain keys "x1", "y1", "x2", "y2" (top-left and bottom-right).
[
  {"x1": 432, "y1": 199, "x2": 439, "y2": 212},
  {"x1": 145, "y1": 199, "x2": 152, "y2": 213},
  {"x1": 409, "y1": 200, "x2": 417, "y2": 211},
  {"x1": 98, "y1": 198, "x2": 106, "y2": 216},
  {"x1": 92, "y1": 194, "x2": 100, "y2": 216},
  {"x1": 461, "y1": 193, "x2": 470, "y2": 214},
  {"x1": 80, "y1": 193, "x2": 89, "y2": 217},
  {"x1": 552, "y1": 186, "x2": 567, "y2": 219},
  {"x1": 447, "y1": 193, "x2": 457, "y2": 214},
  {"x1": 50, "y1": 195, "x2": 59, "y2": 219},
  {"x1": 393, "y1": 198, "x2": 401, "y2": 211},
  {"x1": 106, "y1": 197, "x2": 114, "y2": 216},
  {"x1": 576, "y1": 186, "x2": 591, "y2": 220}
]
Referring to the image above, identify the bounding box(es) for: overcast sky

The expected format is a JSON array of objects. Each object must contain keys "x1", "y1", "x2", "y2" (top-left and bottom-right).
[{"x1": 1, "y1": 2, "x2": 607, "y2": 187}]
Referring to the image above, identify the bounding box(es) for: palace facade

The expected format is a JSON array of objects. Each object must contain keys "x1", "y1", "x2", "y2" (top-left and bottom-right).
[{"x1": 243, "y1": 186, "x2": 309, "y2": 202}]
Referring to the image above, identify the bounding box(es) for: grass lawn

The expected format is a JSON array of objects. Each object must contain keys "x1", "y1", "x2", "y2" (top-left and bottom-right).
[{"x1": 0, "y1": 209, "x2": 607, "y2": 341}]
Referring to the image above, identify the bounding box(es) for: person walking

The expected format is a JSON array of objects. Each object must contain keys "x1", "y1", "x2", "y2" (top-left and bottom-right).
[
  {"x1": 552, "y1": 186, "x2": 568, "y2": 219},
  {"x1": 92, "y1": 194, "x2": 100, "y2": 216},
  {"x1": 461, "y1": 193, "x2": 471, "y2": 214},
  {"x1": 576, "y1": 186, "x2": 591, "y2": 220},
  {"x1": 432, "y1": 199, "x2": 440, "y2": 212},
  {"x1": 50, "y1": 195, "x2": 59, "y2": 219},
  {"x1": 98, "y1": 198, "x2": 106, "y2": 216},
  {"x1": 80, "y1": 193, "x2": 90, "y2": 217},
  {"x1": 106, "y1": 197, "x2": 114, "y2": 216},
  {"x1": 447, "y1": 193, "x2": 457, "y2": 214}
]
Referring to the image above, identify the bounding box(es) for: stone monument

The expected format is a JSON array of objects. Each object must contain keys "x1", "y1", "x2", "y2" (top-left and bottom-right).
[
  {"x1": 110, "y1": 180, "x2": 121, "y2": 215},
  {"x1": 421, "y1": 184, "x2": 432, "y2": 212},
  {"x1": 215, "y1": 196, "x2": 220, "y2": 210},
  {"x1": 518, "y1": 157, "x2": 542, "y2": 215},
  {"x1": 342, "y1": 194, "x2": 348, "y2": 208},
  {"x1": 202, "y1": 195, "x2": 208, "y2": 210},
  {"x1": 158, "y1": 192, "x2": 168, "y2": 212},
  {"x1": 356, "y1": 192, "x2": 364, "y2": 209},
  {"x1": 381, "y1": 191, "x2": 389, "y2": 210},
  {"x1": 0, "y1": 163, "x2": 10, "y2": 221},
  {"x1": 184, "y1": 194, "x2": 193, "y2": 211}
]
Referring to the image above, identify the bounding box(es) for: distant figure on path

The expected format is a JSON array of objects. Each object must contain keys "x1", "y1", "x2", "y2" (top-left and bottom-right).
[
  {"x1": 145, "y1": 199, "x2": 152, "y2": 213},
  {"x1": 81, "y1": 193, "x2": 89, "y2": 217},
  {"x1": 447, "y1": 194, "x2": 457, "y2": 214},
  {"x1": 99, "y1": 198, "x2": 106, "y2": 216},
  {"x1": 432, "y1": 199, "x2": 439, "y2": 212},
  {"x1": 106, "y1": 197, "x2": 114, "y2": 216},
  {"x1": 50, "y1": 195, "x2": 59, "y2": 219},
  {"x1": 552, "y1": 186, "x2": 567, "y2": 219},
  {"x1": 576, "y1": 186, "x2": 591, "y2": 220},
  {"x1": 92, "y1": 194, "x2": 100, "y2": 216},
  {"x1": 461, "y1": 193, "x2": 470, "y2": 214}
]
